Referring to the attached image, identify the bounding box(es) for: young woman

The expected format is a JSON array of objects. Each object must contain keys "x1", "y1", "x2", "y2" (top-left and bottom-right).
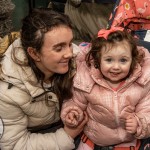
[
  {"x1": 0, "y1": 8, "x2": 88, "y2": 150},
  {"x1": 61, "y1": 27, "x2": 150, "y2": 150}
]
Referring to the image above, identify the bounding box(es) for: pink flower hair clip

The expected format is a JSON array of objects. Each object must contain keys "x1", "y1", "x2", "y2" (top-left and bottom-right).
[{"x1": 97, "y1": 27, "x2": 124, "y2": 39}]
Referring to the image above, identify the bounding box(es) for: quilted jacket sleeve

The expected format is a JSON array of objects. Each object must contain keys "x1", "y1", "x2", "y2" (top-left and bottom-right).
[
  {"x1": 135, "y1": 90, "x2": 150, "y2": 139},
  {"x1": 0, "y1": 81, "x2": 74, "y2": 150},
  {"x1": 134, "y1": 47, "x2": 150, "y2": 139},
  {"x1": 61, "y1": 87, "x2": 88, "y2": 125}
]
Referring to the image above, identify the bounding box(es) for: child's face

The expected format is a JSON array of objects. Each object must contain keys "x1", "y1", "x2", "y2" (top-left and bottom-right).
[{"x1": 100, "y1": 41, "x2": 132, "y2": 85}]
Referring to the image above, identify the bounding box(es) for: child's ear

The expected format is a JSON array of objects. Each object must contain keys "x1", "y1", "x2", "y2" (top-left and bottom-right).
[{"x1": 27, "y1": 47, "x2": 40, "y2": 61}]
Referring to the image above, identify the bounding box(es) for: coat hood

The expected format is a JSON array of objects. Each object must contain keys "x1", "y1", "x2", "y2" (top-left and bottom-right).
[{"x1": 74, "y1": 44, "x2": 150, "y2": 92}]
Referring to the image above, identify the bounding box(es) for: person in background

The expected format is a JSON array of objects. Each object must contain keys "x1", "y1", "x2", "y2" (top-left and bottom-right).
[
  {"x1": 0, "y1": 8, "x2": 88, "y2": 150},
  {"x1": 0, "y1": 0, "x2": 15, "y2": 37},
  {"x1": 64, "y1": 0, "x2": 115, "y2": 42},
  {"x1": 61, "y1": 27, "x2": 150, "y2": 150}
]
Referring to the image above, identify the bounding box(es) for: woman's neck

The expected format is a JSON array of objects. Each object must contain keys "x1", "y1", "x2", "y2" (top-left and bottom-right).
[{"x1": 35, "y1": 61, "x2": 53, "y2": 83}]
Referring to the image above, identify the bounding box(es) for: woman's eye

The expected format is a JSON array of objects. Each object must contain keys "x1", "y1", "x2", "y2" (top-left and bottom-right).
[
  {"x1": 105, "y1": 58, "x2": 112, "y2": 62},
  {"x1": 55, "y1": 46, "x2": 63, "y2": 52},
  {"x1": 69, "y1": 43, "x2": 73, "y2": 48}
]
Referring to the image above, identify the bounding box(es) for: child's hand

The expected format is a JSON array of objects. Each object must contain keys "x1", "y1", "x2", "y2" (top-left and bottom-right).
[
  {"x1": 125, "y1": 115, "x2": 138, "y2": 134},
  {"x1": 65, "y1": 110, "x2": 80, "y2": 127},
  {"x1": 61, "y1": 106, "x2": 84, "y2": 127},
  {"x1": 64, "y1": 111, "x2": 88, "y2": 139}
]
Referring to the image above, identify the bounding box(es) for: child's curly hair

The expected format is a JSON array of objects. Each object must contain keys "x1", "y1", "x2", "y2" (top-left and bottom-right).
[{"x1": 86, "y1": 30, "x2": 144, "y2": 76}]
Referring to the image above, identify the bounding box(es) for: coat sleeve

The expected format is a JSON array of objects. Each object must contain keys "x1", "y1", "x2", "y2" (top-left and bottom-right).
[
  {"x1": 134, "y1": 84, "x2": 150, "y2": 139},
  {"x1": 0, "y1": 82, "x2": 75, "y2": 150},
  {"x1": 61, "y1": 88, "x2": 88, "y2": 124},
  {"x1": 134, "y1": 47, "x2": 150, "y2": 139}
]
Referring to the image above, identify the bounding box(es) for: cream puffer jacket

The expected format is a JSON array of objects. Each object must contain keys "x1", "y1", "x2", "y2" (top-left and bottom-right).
[
  {"x1": 0, "y1": 39, "x2": 80, "y2": 150},
  {"x1": 61, "y1": 43, "x2": 150, "y2": 147}
]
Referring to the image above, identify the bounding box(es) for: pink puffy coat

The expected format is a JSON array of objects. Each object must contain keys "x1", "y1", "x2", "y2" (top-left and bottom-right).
[{"x1": 61, "y1": 43, "x2": 150, "y2": 146}]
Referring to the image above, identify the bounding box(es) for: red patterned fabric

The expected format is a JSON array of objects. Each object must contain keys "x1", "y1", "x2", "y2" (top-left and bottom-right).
[{"x1": 108, "y1": 0, "x2": 150, "y2": 30}]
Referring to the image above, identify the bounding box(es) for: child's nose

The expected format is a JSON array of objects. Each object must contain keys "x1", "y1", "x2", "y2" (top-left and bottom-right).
[{"x1": 113, "y1": 62, "x2": 120, "y2": 69}]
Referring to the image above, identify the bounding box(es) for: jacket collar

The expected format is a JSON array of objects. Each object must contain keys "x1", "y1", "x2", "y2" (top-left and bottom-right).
[{"x1": 73, "y1": 56, "x2": 150, "y2": 92}]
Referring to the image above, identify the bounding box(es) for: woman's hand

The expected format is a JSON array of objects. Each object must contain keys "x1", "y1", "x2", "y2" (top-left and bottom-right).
[{"x1": 64, "y1": 111, "x2": 88, "y2": 139}]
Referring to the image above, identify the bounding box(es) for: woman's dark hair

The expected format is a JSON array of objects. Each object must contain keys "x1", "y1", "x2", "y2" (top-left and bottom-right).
[
  {"x1": 13, "y1": 8, "x2": 74, "y2": 108},
  {"x1": 86, "y1": 30, "x2": 144, "y2": 76}
]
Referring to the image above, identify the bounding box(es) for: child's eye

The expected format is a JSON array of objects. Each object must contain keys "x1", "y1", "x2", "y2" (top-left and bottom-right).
[{"x1": 120, "y1": 58, "x2": 127, "y2": 63}]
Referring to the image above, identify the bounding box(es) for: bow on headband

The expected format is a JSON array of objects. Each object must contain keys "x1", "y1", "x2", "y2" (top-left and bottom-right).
[{"x1": 97, "y1": 27, "x2": 124, "y2": 39}]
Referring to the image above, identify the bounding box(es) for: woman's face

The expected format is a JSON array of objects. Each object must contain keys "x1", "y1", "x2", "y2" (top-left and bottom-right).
[{"x1": 35, "y1": 26, "x2": 73, "y2": 80}]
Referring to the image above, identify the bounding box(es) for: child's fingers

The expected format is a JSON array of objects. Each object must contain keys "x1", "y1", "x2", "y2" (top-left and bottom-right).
[
  {"x1": 65, "y1": 115, "x2": 77, "y2": 127},
  {"x1": 70, "y1": 110, "x2": 79, "y2": 119},
  {"x1": 126, "y1": 121, "x2": 137, "y2": 134},
  {"x1": 126, "y1": 126, "x2": 136, "y2": 134},
  {"x1": 68, "y1": 112, "x2": 75, "y2": 120},
  {"x1": 65, "y1": 114, "x2": 72, "y2": 122},
  {"x1": 126, "y1": 119, "x2": 133, "y2": 125}
]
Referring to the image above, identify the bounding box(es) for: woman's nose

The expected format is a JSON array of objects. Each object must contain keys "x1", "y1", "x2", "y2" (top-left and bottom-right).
[{"x1": 64, "y1": 47, "x2": 73, "y2": 58}]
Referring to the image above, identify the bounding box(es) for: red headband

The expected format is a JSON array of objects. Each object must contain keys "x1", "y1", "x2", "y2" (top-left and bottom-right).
[{"x1": 97, "y1": 27, "x2": 124, "y2": 39}]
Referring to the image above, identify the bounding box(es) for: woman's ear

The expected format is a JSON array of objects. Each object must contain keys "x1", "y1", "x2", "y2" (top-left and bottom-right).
[{"x1": 27, "y1": 47, "x2": 40, "y2": 61}]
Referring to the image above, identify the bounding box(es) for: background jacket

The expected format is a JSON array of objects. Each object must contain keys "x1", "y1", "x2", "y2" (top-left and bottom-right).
[
  {"x1": 61, "y1": 43, "x2": 150, "y2": 146},
  {"x1": 0, "y1": 39, "x2": 80, "y2": 150}
]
